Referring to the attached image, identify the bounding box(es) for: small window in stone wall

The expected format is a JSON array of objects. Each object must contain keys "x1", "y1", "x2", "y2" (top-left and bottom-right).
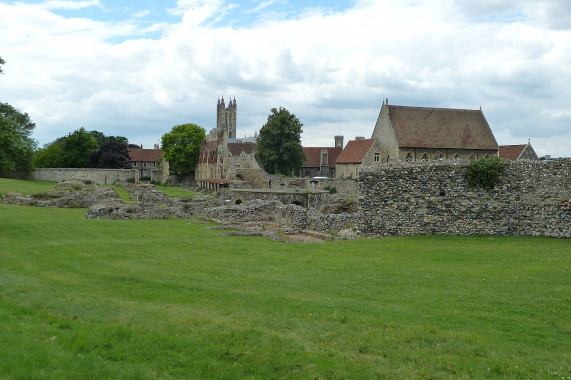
[
  {"x1": 421, "y1": 153, "x2": 429, "y2": 160},
  {"x1": 484, "y1": 154, "x2": 490, "y2": 158},
  {"x1": 405, "y1": 152, "x2": 413, "y2": 161},
  {"x1": 143, "y1": 163, "x2": 147, "y2": 167},
  {"x1": 454, "y1": 153, "x2": 459, "y2": 159},
  {"x1": 468, "y1": 154, "x2": 475, "y2": 160},
  {"x1": 374, "y1": 153, "x2": 380, "y2": 162}
]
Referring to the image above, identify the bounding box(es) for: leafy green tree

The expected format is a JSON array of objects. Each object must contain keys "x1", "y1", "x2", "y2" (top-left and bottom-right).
[
  {"x1": 88, "y1": 139, "x2": 131, "y2": 169},
  {"x1": 60, "y1": 128, "x2": 98, "y2": 167},
  {"x1": 34, "y1": 128, "x2": 98, "y2": 168},
  {"x1": 89, "y1": 130, "x2": 128, "y2": 147},
  {"x1": 0, "y1": 103, "x2": 37, "y2": 174},
  {"x1": 34, "y1": 141, "x2": 65, "y2": 168},
  {"x1": 255, "y1": 107, "x2": 306, "y2": 176},
  {"x1": 161, "y1": 123, "x2": 205, "y2": 176}
]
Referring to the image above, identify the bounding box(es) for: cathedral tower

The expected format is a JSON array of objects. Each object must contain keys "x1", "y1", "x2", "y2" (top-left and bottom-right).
[{"x1": 217, "y1": 96, "x2": 237, "y2": 139}]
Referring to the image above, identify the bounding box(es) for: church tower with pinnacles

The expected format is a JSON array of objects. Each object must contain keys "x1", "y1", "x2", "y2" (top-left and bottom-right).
[{"x1": 217, "y1": 95, "x2": 237, "y2": 140}]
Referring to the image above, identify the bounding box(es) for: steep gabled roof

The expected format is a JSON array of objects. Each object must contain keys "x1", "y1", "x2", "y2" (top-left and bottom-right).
[
  {"x1": 302, "y1": 147, "x2": 343, "y2": 167},
  {"x1": 127, "y1": 148, "x2": 163, "y2": 162},
  {"x1": 336, "y1": 139, "x2": 375, "y2": 164},
  {"x1": 227, "y1": 142, "x2": 256, "y2": 156},
  {"x1": 388, "y1": 105, "x2": 498, "y2": 150},
  {"x1": 499, "y1": 144, "x2": 527, "y2": 160}
]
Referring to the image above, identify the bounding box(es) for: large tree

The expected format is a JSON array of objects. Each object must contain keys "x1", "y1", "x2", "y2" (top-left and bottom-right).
[
  {"x1": 89, "y1": 130, "x2": 128, "y2": 147},
  {"x1": 161, "y1": 123, "x2": 205, "y2": 176},
  {"x1": 255, "y1": 107, "x2": 306, "y2": 176},
  {"x1": 34, "y1": 128, "x2": 98, "y2": 168},
  {"x1": 0, "y1": 103, "x2": 37, "y2": 174},
  {"x1": 33, "y1": 140, "x2": 65, "y2": 168},
  {"x1": 88, "y1": 139, "x2": 131, "y2": 169}
]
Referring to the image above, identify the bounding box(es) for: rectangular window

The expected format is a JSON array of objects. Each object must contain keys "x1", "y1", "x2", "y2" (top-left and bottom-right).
[
  {"x1": 374, "y1": 153, "x2": 380, "y2": 162},
  {"x1": 143, "y1": 163, "x2": 147, "y2": 167}
]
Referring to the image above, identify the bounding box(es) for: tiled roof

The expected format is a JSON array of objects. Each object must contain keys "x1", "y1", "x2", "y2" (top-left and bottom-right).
[
  {"x1": 228, "y1": 142, "x2": 256, "y2": 156},
  {"x1": 302, "y1": 147, "x2": 343, "y2": 167},
  {"x1": 336, "y1": 139, "x2": 375, "y2": 164},
  {"x1": 388, "y1": 105, "x2": 498, "y2": 150},
  {"x1": 128, "y1": 148, "x2": 163, "y2": 162},
  {"x1": 499, "y1": 144, "x2": 527, "y2": 160}
]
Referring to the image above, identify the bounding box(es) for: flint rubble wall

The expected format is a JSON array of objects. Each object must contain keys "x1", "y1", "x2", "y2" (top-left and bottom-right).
[
  {"x1": 359, "y1": 159, "x2": 570, "y2": 238},
  {"x1": 31, "y1": 168, "x2": 138, "y2": 185}
]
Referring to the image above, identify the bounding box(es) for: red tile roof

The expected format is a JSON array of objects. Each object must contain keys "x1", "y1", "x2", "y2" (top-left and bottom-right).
[
  {"x1": 499, "y1": 144, "x2": 527, "y2": 161},
  {"x1": 336, "y1": 139, "x2": 376, "y2": 164},
  {"x1": 128, "y1": 148, "x2": 163, "y2": 162},
  {"x1": 302, "y1": 147, "x2": 343, "y2": 167},
  {"x1": 388, "y1": 105, "x2": 498, "y2": 150}
]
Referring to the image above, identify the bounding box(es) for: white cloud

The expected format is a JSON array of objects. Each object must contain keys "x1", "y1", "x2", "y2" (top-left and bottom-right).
[
  {"x1": 34, "y1": 0, "x2": 100, "y2": 10},
  {"x1": 0, "y1": 0, "x2": 570, "y2": 157}
]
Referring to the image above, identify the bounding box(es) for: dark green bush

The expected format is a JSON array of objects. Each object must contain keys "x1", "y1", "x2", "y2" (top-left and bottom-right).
[
  {"x1": 466, "y1": 157, "x2": 508, "y2": 189},
  {"x1": 324, "y1": 186, "x2": 338, "y2": 194}
]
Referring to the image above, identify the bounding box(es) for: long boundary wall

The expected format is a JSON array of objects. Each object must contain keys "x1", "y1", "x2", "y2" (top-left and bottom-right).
[
  {"x1": 31, "y1": 168, "x2": 138, "y2": 185},
  {"x1": 359, "y1": 159, "x2": 570, "y2": 238}
]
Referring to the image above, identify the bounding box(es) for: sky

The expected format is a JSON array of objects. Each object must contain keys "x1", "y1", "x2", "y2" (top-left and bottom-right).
[{"x1": 1, "y1": 0, "x2": 570, "y2": 157}]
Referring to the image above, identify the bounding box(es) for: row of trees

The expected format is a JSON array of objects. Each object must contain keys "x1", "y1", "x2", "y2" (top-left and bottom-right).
[{"x1": 34, "y1": 128, "x2": 131, "y2": 169}]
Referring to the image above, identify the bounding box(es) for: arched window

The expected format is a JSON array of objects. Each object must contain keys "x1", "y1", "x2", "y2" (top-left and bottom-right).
[
  {"x1": 405, "y1": 152, "x2": 413, "y2": 161},
  {"x1": 453, "y1": 153, "x2": 459, "y2": 160},
  {"x1": 468, "y1": 154, "x2": 475, "y2": 160},
  {"x1": 421, "y1": 153, "x2": 429, "y2": 160},
  {"x1": 484, "y1": 154, "x2": 490, "y2": 158}
]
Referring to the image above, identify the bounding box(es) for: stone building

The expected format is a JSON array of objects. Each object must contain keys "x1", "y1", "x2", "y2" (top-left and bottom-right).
[
  {"x1": 195, "y1": 97, "x2": 262, "y2": 187},
  {"x1": 499, "y1": 142, "x2": 539, "y2": 161},
  {"x1": 371, "y1": 99, "x2": 499, "y2": 161},
  {"x1": 128, "y1": 145, "x2": 163, "y2": 178},
  {"x1": 335, "y1": 137, "x2": 383, "y2": 179},
  {"x1": 302, "y1": 136, "x2": 344, "y2": 178}
]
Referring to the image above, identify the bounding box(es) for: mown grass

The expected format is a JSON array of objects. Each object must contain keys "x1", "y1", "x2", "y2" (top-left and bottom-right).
[
  {"x1": 102, "y1": 183, "x2": 200, "y2": 202},
  {"x1": 0, "y1": 178, "x2": 56, "y2": 197},
  {"x1": 154, "y1": 184, "x2": 200, "y2": 198},
  {"x1": 0, "y1": 181, "x2": 569, "y2": 379}
]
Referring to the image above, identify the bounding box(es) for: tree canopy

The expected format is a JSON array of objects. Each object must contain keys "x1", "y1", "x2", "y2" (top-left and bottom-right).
[
  {"x1": 255, "y1": 107, "x2": 306, "y2": 176},
  {"x1": 89, "y1": 130, "x2": 128, "y2": 147},
  {"x1": 0, "y1": 103, "x2": 37, "y2": 174},
  {"x1": 161, "y1": 123, "x2": 206, "y2": 176},
  {"x1": 88, "y1": 139, "x2": 132, "y2": 169},
  {"x1": 34, "y1": 127, "x2": 98, "y2": 168}
]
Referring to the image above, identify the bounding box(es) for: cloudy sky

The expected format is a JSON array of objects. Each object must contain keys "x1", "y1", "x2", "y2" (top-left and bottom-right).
[{"x1": 1, "y1": 0, "x2": 570, "y2": 157}]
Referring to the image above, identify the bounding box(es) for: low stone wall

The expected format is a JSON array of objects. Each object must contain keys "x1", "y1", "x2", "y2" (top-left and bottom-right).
[
  {"x1": 304, "y1": 178, "x2": 358, "y2": 195},
  {"x1": 359, "y1": 159, "x2": 570, "y2": 238},
  {"x1": 31, "y1": 168, "x2": 138, "y2": 185},
  {"x1": 202, "y1": 200, "x2": 361, "y2": 235}
]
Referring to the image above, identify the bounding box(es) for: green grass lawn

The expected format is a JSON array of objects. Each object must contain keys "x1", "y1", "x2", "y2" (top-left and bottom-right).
[
  {"x1": 0, "y1": 181, "x2": 569, "y2": 379},
  {"x1": 0, "y1": 178, "x2": 56, "y2": 197}
]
